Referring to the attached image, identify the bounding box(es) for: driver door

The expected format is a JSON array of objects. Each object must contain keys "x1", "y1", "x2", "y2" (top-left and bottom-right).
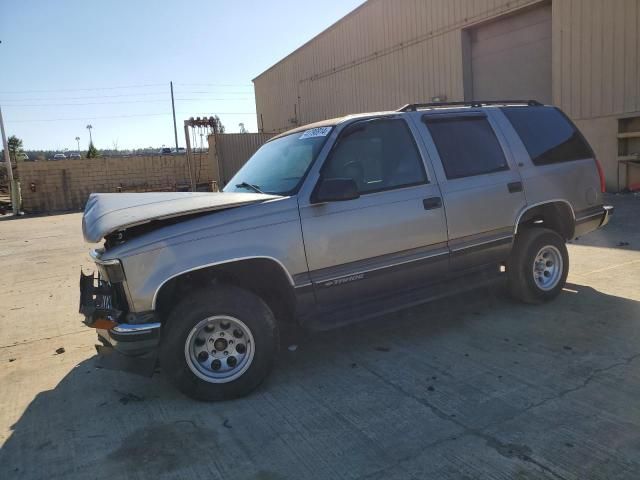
[{"x1": 298, "y1": 117, "x2": 449, "y2": 309}]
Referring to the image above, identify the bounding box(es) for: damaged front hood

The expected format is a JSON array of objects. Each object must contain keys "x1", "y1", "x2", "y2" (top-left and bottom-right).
[{"x1": 82, "y1": 191, "x2": 280, "y2": 242}]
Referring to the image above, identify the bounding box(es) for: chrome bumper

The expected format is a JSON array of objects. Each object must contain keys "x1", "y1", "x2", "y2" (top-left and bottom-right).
[
  {"x1": 600, "y1": 205, "x2": 614, "y2": 228},
  {"x1": 574, "y1": 205, "x2": 614, "y2": 238},
  {"x1": 97, "y1": 322, "x2": 161, "y2": 356},
  {"x1": 112, "y1": 322, "x2": 162, "y2": 335}
]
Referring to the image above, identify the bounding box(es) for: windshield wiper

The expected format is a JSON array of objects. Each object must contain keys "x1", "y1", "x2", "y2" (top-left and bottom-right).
[{"x1": 235, "y1": 182, "x2": 265, "y2": 194}]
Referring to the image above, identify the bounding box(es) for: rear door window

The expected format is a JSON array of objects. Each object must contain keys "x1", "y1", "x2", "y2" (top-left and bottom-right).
[
  {"x1": 423, "y1": 115, "x2": 509, "y2": 180},
  {"x1": 502, "y1": 106, "x2": 593, "y2": 165}
]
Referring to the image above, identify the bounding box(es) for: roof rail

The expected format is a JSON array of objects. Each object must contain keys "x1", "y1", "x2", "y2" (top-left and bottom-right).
[{"x1": 397, "y1": 100, "x2": 542, "y2": 112}]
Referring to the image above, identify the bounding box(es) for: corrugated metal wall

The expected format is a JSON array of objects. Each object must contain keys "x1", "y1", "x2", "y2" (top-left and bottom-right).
[
  {"x1": 255, "y1": 0, "x2": 639, "y2": 130},
  {"x1": 208, "y1": 133, "x2": 275, "y2": 186},
  {"x1": 553, "y1": 0, "x2": 639, "y2": 120},
  {"x1": 254, "y1": 0, "x2": 541, "y2": 132},
  {"x1": 253, "y1": 0, "x2": 640, "y2": 189}
]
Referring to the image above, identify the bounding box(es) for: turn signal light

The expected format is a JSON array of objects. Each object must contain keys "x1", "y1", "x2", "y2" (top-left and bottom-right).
[{"x1": 91, "y1": 318, "x2": 118, "y2": 330}]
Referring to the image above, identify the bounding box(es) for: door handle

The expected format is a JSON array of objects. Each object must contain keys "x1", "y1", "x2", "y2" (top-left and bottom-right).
[
  {"x1": 507, "y1": 181, "x2": 523, "y2": 193},
  {"x1": 423, "y1": 197, "x2": 442, "y2": 210}
]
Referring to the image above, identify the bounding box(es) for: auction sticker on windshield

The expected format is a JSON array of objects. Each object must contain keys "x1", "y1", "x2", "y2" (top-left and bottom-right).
[{"x1": 299, "y1": 127, "x2": 332, "y2": 139}]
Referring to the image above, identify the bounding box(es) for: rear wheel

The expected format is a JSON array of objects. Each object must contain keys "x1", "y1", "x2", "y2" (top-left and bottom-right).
[
  {"x1": 160, "y1": 285, "x2": 278, "y2": 401},
  {"x1": 508, "y1": 228, "x2": 569, "y2": 304}
]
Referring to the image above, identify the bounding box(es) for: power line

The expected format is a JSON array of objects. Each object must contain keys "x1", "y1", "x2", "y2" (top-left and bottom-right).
[
  {"x1": 3, "y1": 100, "x2": 168, "y2": 107},
  {"x1": 0, "y1": 92, "x2": 170, "y2": 101},
  {"x1": 2, "y1": 97, "x2": 252, "y2": 107},
  {"x1": 8, "y1": 112, "x2": 256, "y2": 123},
  {"x1": 0, "y1": 91, "x2": 252, "y2": 102},
  {"x1": 174, "y1": 98, "x2": 252, "y2": 101},
  {"x1": 178, "y1": 90, "x2": 254, "y2": 95},
  {"x1": 0, "y1": 83, "x2": 167, "y2": 94},
  {"x1": 175, "y1": 83, "x2": 253, "y2": 87},
  {"x1": 8, "y1": 113, "x2": 170, "y2": 122},
  {"x1": 0, "y1": 83, "x2": 254, "y2": 95}
]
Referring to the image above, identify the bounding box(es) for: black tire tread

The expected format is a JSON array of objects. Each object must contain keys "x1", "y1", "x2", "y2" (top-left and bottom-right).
[
  {"x1": 159, "y1": 284, "x2": 278, "y2": 401},
  {"x1": 508, "y1": 227, "x2": 569, "y2": 304}
]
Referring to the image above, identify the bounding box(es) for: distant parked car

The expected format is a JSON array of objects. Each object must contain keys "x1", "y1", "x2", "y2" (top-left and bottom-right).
[
  {"x1": 17, "y1": 153, "x2": 29, "y2": 161},
  {"x1": 159, "y1": 147, "x2": 172, "y2": 155},
  {"x1": 172, "y1": 147, "x2": 186, "y2": 155},
  {"x1": 52, "y1": 153, "x2": 67, "y2": 160},
  {"x1": 69, "y1": 153, "x2": 81, "y2": 159}
]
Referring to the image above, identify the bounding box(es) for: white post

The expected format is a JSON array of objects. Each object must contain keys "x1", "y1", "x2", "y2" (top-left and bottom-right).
[{"x1": 0, "y1": 106, "x2": 19, "y2": 215}]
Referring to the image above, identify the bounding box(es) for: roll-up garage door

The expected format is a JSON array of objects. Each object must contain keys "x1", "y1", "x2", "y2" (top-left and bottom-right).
[{"x1": 470, "y1": 3, "x2": 552, "y2": 104}]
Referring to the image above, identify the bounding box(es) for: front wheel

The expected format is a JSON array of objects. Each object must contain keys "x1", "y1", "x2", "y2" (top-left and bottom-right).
[
  {"x1": 508, "y1": 228, "x2": 569, "y2": 304},
  {"x1": 160, "y1": 285, "x2": 278, "y2": 401}
]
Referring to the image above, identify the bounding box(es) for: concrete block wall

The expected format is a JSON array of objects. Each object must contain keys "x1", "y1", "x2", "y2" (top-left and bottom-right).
[{"x1": 16, "y1": 154, "x2": 213, "y2": 213}]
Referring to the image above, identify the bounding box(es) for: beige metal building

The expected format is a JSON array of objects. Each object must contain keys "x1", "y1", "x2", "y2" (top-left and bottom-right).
[{"x1": 253, "y1": 0, "x2": 640, "y2": 191}]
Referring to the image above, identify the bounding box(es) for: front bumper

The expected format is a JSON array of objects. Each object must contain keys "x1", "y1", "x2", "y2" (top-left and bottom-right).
[
  {"x1": 97, "y1": 323, "x2": 161, "y2": 356},
  {"x1": 79, "y1": 271, "x2": 160, "y2": 356}
]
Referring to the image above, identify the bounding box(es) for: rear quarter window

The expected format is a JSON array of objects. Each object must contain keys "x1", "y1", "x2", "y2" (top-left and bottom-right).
[{"x1": 502, "y1": 107, "x2": 593, "y2": 165}]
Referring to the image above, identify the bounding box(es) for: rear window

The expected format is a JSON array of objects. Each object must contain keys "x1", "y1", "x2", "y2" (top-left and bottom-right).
[{"x1": 502, "y1": 107, "x2": 592, "y2": 165}]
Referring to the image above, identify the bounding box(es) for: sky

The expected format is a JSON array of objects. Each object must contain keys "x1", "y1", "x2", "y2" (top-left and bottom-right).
[{"x1": 0, "y1": 0, "x2": 365, "y2": 151}]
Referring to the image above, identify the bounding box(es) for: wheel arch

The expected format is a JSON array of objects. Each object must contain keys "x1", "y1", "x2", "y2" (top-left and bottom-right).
[
  {"x1": 514, "y1": 200, "x2": 576, "y2": 240},
  {"x1": 153, "y1": 256, "x2": 297, "y2": 326}
]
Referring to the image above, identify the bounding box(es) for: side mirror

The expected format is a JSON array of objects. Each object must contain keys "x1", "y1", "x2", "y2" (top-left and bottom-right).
[{"x1": 312, "y1": 177, "x2": 360, "y2": 203}]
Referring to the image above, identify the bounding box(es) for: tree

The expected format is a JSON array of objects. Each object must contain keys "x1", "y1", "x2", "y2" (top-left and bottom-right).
[
  {"x1": 238, "y1": 123, "x2": 248, "y2": 134},
  {"x1": 213, "y1": 115, "x2": 225, "y2": 134},
  {"x1": 8, "y1": 135, "x2": 23, "y2": 162},
  {"x1": 86, "y1": 141, "x2": 99, "y2": 159}
]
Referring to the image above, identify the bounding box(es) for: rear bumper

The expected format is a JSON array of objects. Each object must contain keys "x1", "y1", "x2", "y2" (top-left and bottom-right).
[
  {"x1": 574, "y1": 205, "x2": 614, "y2": 237},
  {"x1": 600, "y1": 205, "x2": 614, "y2": 228}
]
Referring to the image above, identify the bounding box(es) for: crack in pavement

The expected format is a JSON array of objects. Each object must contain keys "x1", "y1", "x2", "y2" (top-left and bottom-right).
[
  {"x1": 356, "y1": 354, "x2": 640, "y2": 480},
  {"x1": 489, "y1": 352, "x2": 640, "y2": 429},
  {"x1": 0, "y1": 329, "x2": 91, "y2": 349}
]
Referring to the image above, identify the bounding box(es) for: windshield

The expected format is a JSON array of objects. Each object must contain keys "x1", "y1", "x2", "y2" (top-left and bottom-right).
[{"x1": 223, "y1": 127, "x2": 332, "y2": 195}]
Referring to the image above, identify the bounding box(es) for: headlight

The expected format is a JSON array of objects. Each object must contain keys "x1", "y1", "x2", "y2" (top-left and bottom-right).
[
  {"x1": 90, "y1": 250, "x2": 126, "y2": 283},
  {"x1": 100, "y1": 259, "x2": 126, "y2": 283}
]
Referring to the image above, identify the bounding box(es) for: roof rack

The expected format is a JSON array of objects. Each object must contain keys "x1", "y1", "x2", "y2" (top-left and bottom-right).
[{"x1": 397, "y1": 100, "x2": 542, "y2": 112}]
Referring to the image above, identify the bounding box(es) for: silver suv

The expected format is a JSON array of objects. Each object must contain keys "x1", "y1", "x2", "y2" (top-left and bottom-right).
[{"x1": 80, "y1": 101, "x2": 613, "y2": 400}]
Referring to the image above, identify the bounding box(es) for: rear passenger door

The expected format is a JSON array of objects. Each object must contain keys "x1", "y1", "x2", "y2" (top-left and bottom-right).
[{"x1": 419, "y1": 110, "x2": 526, "y2": 270}]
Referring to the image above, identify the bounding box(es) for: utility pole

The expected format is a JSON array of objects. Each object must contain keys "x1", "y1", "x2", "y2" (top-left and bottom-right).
[
  {"x1": 171, "y1": 81, "x2": 179, "y2": 151},
  {"x1": 0, "y1": 106, "x2": 19, "y2": 215}
]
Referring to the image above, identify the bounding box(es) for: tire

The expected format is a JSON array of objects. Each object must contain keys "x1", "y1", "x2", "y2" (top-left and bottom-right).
[
  {"x1": 508, "y1": 227, "x2": 569, "y2": 304},
  {"x1": 159, "y1": 284, "x2": 278, "y2": 401}
]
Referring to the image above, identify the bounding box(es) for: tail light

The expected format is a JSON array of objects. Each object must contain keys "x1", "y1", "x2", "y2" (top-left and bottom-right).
[{"x1": 594, "y1": 158, "x2": 606, "y2": 193}]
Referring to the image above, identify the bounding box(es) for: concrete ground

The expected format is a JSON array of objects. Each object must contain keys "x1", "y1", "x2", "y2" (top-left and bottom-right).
[{"x1": 1, "y1": 194, "x2": 639, "y2": 480}]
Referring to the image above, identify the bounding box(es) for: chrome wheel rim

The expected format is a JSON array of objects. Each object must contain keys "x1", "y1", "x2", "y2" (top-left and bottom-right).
[
  {"x1": 185, "y1": 315, "x2": 255, "y2": 383},
  {"x1": 532, "y1": 245, "x2": 563, "y2": 291}
]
